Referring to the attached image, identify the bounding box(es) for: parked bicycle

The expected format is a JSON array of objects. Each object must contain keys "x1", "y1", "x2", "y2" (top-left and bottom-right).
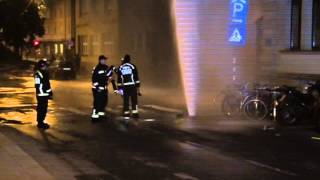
[{"x1": 221, "y1": 83, "x2": 253, "y2": 117}]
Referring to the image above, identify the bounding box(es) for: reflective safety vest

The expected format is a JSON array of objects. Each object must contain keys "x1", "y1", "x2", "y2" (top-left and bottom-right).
[
  {"x1": 117, "y1": 63, "x2": 140, "y2": 88},
  {"x1": 34, "y1": 70, "x2": 52, "y2": 97}
]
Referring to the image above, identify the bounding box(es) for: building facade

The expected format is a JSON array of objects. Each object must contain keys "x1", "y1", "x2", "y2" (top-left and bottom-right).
[{"x1": 41, "y1": 0, "x2": 320, "y2": 116}]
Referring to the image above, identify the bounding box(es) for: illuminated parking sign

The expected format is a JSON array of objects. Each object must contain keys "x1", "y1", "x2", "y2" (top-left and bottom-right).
[{"x1": 228, "y1": 0, "x2": 249, "y2": 46}]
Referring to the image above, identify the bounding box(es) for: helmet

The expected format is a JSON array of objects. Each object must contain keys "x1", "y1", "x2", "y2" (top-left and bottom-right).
[
  {"x1": 37, "y1": 59, "x2": 48, "y2": 69},
  {"x1": 123, "y1": 54, "x2": 131, "y2": 63},
  {"x1": 98, "y1": 55, "x2": 107, "y2": 61}
]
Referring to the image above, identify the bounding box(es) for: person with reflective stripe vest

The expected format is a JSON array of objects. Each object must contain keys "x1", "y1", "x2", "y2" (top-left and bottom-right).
[
  {"x1": 117, "y1": 54, "x2": 141, "y2": 118},
  {"x1": 34, "y1": 59, "x2": 52, "y2": 129},
  {"x1": 91, "y1": 55, "x2": 114, "y2": 121}
]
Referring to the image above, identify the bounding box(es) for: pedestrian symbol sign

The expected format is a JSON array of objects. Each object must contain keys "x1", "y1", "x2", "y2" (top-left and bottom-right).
[
  {"x1": 228, "y1": 0, "x2": 249, "y2": 46},
  {"x1": 229, "y1": 28, "x2": 242, "y2": 42}
]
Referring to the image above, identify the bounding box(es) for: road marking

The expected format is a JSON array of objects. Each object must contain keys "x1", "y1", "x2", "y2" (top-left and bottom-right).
[
  {"x1": 311, "y1": 136, "x2": 320, "y2": 141},
  {"x1": 57, "y1": 107, "x2": 88, "y2": 115},
  {"x1": 246, "y1": 160, "x2": 298, "y2": 176},
  {"x1": 174, "y1": 172, "x2": 199, "y2": 180},
  {"x1": 143, "y1": 105, "x2": 184, "y2": 114},
  {"x1": 143, "y1": 119, "x2": 156, "y2": 122}
]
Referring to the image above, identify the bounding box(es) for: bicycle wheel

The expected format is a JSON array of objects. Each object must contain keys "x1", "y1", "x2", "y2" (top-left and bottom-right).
[
  {"x1": 221, "y1": 95, "x2": 241, "y2": 117},
  {"x1": 244, "y1": 99, "x2": 268, "y2": 120}
]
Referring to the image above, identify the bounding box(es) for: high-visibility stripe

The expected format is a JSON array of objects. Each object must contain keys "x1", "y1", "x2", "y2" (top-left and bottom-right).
[
  {"x1": 106, "y1": 70, "x2": 112, "y2": 77},
  {"x1": 124, "y1": 111, "x2": 130, "y2": 114},
  {"x1": 39, "y1": 84, "x2": 44, "y2": 94},
  {"x1": 135, "y1": 81, "x2": 140, "y2": 84},
  {"x1": 93, "y1": 82, "x2": 99, "y2": 86},
  {"x1": 98, "y1": 70, "x2": 105, "y2": 74},
  {"x1": 98, "y1": 86, "x2": 106, "y2": 90},
  {"x1": 35, "y1": 77, "x2": 40, "y2": 84},
  {"x1": 36, "y1": 71, "x2": 43, "y2": 78},
  {"x1": 37, "y1": 93, "x2": 49, "y2": 96},
  {"x1": 46, "y1": 89, "x2": 52, "y2": 93},
  {"x1": 132, "y1": 110, "x2": 139, "y2": 114},
  {"x1": 121, "y1": 63, "x2": 135, "y2": 69},
  {"x1": 98, "y1": 112, "x2": 105, "y2": 116},
  {"x1": 123, "y1": 82, "x2": 135, "y2": 85}
]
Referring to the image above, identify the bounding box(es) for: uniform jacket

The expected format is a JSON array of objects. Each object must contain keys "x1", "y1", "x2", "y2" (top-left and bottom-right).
[
  {"x1": 117, "y1": 62, "x2": 140, "y2": 88},
  {"x1": 34, "y1": 70, "x2": 52, "y2": 97},
  {"x1": 92, "y1": 64, "x2": 113, "y2": 91}
]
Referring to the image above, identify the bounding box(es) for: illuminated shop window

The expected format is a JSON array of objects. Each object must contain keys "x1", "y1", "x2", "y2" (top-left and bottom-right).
[
  {"x1": 312, "y1": 0, "x2": 320, "y2": 50},
  {"x1": 290, "y1": 0, "x2": 302, "y2": 50}
]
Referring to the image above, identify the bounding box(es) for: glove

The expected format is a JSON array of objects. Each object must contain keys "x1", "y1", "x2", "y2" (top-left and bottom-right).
[
  {"x1": 114, "y1": 89, "x2": 123, "y2": 96},
  {"x1": 48, "y1": 92, "x2": 53, "y2": 100},
  {"x1": 137, "y1": 88, "x2": 142, "y2": 96},
  {"x1": 48, "y1": 93, "x2": 53, "y2": 100}
]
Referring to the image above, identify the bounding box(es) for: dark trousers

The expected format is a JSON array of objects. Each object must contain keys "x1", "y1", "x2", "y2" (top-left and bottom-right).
[
  {"x1": 92, "y1": 89, "x2": 108, "y2": 113},
  {"x1": 37, "y1": 96, "x2": 48, "y2": 124},
  {"x1": 123, "y1": 86, "x2": 138, "y2": 114}
]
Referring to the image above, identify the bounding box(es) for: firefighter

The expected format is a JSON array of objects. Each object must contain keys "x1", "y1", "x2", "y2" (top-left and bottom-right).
[
  {"x1": 117, "y1": 54, "x2": 141, "y2": 118},
  {"x1": 34, "y1": 59, "x2": 53, "y2": 129},
  {"x1": 91, "y1": 55, "x2": 113, "y2": 121}
]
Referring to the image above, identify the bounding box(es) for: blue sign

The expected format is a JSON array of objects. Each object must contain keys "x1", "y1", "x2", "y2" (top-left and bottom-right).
[{"x1": 228, "y1": 0, "x2": 249, "y2": 46}]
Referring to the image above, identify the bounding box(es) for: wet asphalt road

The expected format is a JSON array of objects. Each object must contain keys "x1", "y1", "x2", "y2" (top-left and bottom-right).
[{"x1": 1, "y1": 67, "x2": 320, "y2": 180}]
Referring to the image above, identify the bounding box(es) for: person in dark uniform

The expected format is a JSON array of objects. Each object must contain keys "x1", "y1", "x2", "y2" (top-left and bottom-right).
[
  {"x1": 34, "y1": 59, "x2": 53, "y2": 129},
  {"x1": 91, "y1": 55, "x2": 113, "y2": 121},
  {"x1": 117, "y1": 54, "x2": 141, "y2": 118}
]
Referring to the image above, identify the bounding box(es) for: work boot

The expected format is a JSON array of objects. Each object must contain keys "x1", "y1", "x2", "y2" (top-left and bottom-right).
[
  {"x1": 37, "y1": 123, "x2": 50, "y2": 129},
  {"x1": 98, "y1": 112, "x2": 106, "y2": 116},
  {"x1": 132, "y1": 113, "x2": 139, "y2": 119},
  {"x1": 123, "y1": 111, "x2": 130, "y2": 118}
]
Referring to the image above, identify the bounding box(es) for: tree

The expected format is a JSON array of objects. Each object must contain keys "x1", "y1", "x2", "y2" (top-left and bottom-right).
[{"x1": 0, "y1": 0, "x2": 45, "y2": 57}]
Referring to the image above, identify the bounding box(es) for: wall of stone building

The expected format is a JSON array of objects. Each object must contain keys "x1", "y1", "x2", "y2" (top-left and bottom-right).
[
  {"x1": 118, "y1": 0, "x2": 185, "y2": 109},
  {"x1": 42, "y1": 0, "x2": 72, "y2": 41},
  {"x1": 276, "y1": 0, "x2": 320, "y2": 82},
  {"x1": 172, "y1": 0, "x2": 288, "y2": 115},
  {"x1": 75, "y1": 0, "x2": 119, "y2": 70},
  {"x1": 116, "y1": 0, "x2": 294, "y2": 115},
  {"x1": 42, "y1": 0, "x2": 320, "y2": 116},
  {"x1": 172, "y1": 0, "x2": 312, "y2": 115}
]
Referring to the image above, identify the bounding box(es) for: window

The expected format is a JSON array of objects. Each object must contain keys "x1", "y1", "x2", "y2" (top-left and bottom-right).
[
  {"x1": 104, "y1": 0, "x2": 112, "y2": 14},
  {"x1": 91, "y1": 35, "x2": 100, "y2": 55},
  {"x1": 78, "y1": 35, "x2": 88, "y2": 56},
  {"x1": 312, "y1": 0, "x2": 320, "y2": 49},
  {"x1": 60, "y1": 44, "x2": 64, "y2": 55},
  {"x1": 54, "y1": 44, "x2": 59, "y2": 54},
  {"x1": 290, "y1": 0, "x2": 302, "y2": 49},
  {"x1": 101, "y1": 32, "x2": 114, "y2": 54},
  {"x1": 79, "y1": 0, "x2": 88, "y2": 17},
  {"x1": 92, "y1": 0, "x2": 98, "y2": 11}
]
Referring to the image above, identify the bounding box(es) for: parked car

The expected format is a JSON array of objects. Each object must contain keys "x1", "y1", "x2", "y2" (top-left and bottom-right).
[{"x1": 48, "y1": 58, "x2": 76, "y2": 80}]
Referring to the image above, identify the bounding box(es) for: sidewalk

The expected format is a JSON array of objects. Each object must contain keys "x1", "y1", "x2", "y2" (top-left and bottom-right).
[{"x1": 0, "y1": 132, "x2": 55, "y2": 180}]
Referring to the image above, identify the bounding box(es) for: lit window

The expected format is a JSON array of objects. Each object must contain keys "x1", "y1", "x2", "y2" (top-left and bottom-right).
[
  {"x1": 60, "y1": 44, "x2": 64, "y2": 54},
  {"x1": 54, "y1": 44, "x2": 58, "y2": 54}
]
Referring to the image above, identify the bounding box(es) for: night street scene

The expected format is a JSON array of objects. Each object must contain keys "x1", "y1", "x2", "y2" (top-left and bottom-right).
[{"x1": 1, "y1": 0, "x2": 320, "y2": 180}]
